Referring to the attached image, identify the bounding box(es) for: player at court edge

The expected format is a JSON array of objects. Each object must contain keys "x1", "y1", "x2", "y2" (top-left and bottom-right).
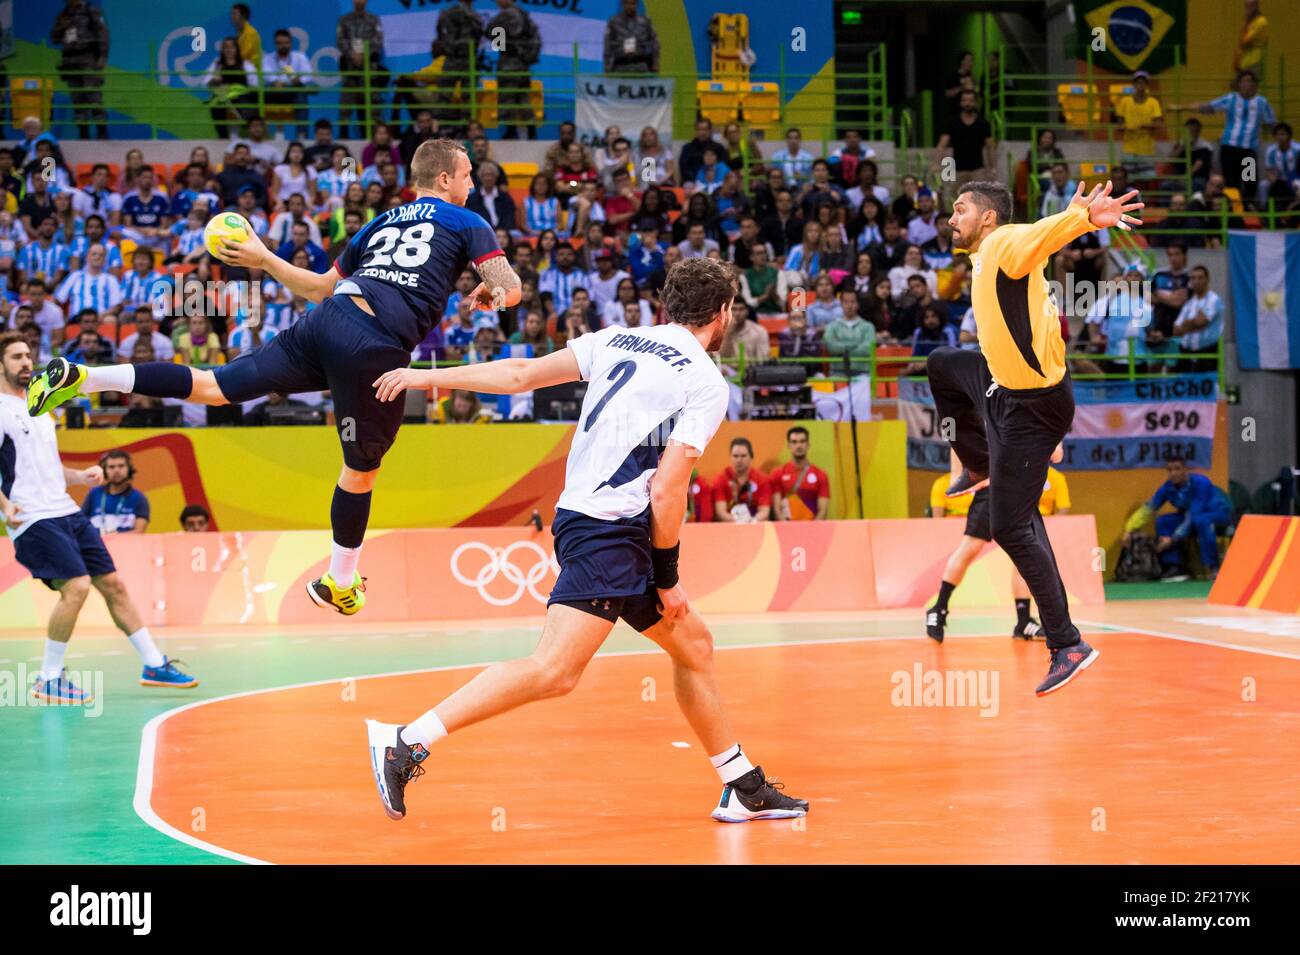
[
  {"x1": 932, "y1": 178, "x2": 1142, "y2": 696},
  {"x1": 364, "y1": 257, "x2": 810, "y2": 824},
  {"x1": 25, "y1": 139, "x2": 521, "y2": 617}
]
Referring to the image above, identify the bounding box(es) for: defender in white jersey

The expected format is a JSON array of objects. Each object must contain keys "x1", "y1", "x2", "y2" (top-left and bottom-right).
[
  {"x1": 0, "y1": 332, "x2": 196, "y2": 705},
  {"x1": 365, "y1": 258, "x2": 809, "y2": 824}
]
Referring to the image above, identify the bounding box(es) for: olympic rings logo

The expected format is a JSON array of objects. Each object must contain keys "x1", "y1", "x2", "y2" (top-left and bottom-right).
[{"x1": 450, "y1": 541, "x2": 560, "y2": 606}]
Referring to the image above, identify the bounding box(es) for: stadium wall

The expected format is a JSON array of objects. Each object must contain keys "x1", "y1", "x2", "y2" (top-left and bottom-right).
[
  {"x1": 0, "y1": 516, "x2": 1103, "y2": 629},
  {"x1": 53, "y1": 420, "x2": 908, "y2": 531}
]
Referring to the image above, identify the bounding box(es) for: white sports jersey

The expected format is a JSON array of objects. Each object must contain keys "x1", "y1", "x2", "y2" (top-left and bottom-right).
[
  {"x1": 0, "y1": 393, "x2": 79, "y2": 540},
  {"x1": 557, "y1": 324, "x2": 729, "y2": 521}
]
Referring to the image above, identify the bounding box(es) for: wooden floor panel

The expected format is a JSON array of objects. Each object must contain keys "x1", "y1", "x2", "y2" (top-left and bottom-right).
[{"x1": 148, "y1": 631, "x2": 1300, "y2": 864}]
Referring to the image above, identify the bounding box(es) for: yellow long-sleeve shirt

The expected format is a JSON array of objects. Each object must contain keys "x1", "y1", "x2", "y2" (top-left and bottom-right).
[
  {"x1": 1233, "y1": 14, "x2": 1269, "y2": 73},
  {"x1": 969, "y1": 203, "x2": 1096, "y2": 390}
]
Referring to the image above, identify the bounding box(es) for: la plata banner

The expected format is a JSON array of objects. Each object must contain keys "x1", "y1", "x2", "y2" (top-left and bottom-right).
[
  {"x1": 575, "y1": 74, "x2": 674, "y2": 146},
  {"x1": 899, "y1": 373, "x2": 1217, "y2": 471}
]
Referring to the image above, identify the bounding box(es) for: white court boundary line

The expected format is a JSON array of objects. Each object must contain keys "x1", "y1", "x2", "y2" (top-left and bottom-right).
[
  {"x1": 134, "y1": 620, "x2": 1300, "y2": 864},
  {"x1": 133, "y1": 632, "x2": 990, "y2": 864},
  {"x1": 1076, "y1": 619, "x2": 1300, "y2": 661}
]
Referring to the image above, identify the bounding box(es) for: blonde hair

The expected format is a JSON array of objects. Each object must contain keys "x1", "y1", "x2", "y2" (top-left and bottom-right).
[{"x1": 410, "y1": 138, "x2": 467, "y2": 190}]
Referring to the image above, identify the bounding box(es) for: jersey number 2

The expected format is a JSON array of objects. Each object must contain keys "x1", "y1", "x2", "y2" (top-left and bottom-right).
[{"x1": 583, "y1": 360, "x2": 637, "y2": 432}]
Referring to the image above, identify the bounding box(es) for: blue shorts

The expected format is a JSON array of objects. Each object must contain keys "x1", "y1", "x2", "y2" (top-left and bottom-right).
[
  {"x1": 547, "y1": 507, "x2": 663, "y2": 632},
  {"x1": 214, "y1": 295, "x2": 411, "y2": 471},
  {"x1": 14, "y1": 512, "x2": 116, "y2": 588}
]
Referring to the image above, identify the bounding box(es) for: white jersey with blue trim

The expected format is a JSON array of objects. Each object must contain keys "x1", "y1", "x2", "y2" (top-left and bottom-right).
[
  {"x1": 557, "y1": 324, "x2": 729, "y2": 522},
  {"x1": 0, "y1": 394, "x2": 79, "y2": 540}
]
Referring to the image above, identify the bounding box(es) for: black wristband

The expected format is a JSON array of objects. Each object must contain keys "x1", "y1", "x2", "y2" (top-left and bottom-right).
[{"x1": 651, "y1": 543, "x2": 680, "y2": 589}]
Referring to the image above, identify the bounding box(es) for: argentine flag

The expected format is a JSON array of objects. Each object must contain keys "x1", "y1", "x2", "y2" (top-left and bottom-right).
[{"x1": 1230, "y1": 231, "x2": 1300, "y2": 370}]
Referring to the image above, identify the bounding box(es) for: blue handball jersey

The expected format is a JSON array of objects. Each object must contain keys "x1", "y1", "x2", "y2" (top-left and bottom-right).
[{"x1": 332, "y1": 197, "x2": 503, "y2": 351}]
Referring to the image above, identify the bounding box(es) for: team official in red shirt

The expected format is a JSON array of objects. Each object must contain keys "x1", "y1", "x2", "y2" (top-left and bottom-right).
[
  {"x1": 712, "y1": 437, "x2": 772, "y2": 522},
  {"x1": 687, "y1": 470, "x2": 713, "y2": 522},
  {"x1": 772, "y1": 425, "x2": 830, "y2": 520}
]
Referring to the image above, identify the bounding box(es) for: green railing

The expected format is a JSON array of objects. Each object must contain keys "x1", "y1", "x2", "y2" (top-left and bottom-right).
[
  {"x1": 408, "y1": 335, "x2": 1226, "y2": 396},
  {"x1": 14, "y1": 41, "x2": 894, "y2": 145},
  {"x1": 992, "y1": 42, "x2": 1297, "y2": 143},
  {"x1": 721, "y1": 343, "x2": 1224, "y2": 389}
]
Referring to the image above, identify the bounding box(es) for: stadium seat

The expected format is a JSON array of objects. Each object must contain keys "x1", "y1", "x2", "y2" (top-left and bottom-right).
[
  {"x1": 742, "y1": 82, "x2": 781, "y2": 128},
  {"x1": 696, "y1": 80, "x2": 743, "y2": 125},
  {"x1": 501, "y1": 161, "x2": 539, "y2": 184},
  {"x1": 1107, "y1": 83, "x2": 1136, "y2": 107},
  {"x1": 75, "y1": 162, "x2": 120, "y2": 187},
  {"x1": 8, "y1": 76, "x2": 54, "y2": 130},
  {"x1": 507, "y1": 185, "x2": 529, "y2": 210},
  {"x1": 1057, "y1": 83, "x2": 1102, "y2": 128},
  {"x1": 1079, "y1": 161, "x2": 1111, "y2": 189},
  {"x1": 1013, "y1": 159, "x2": 1030, "y2": 209},
  {"x1": 474, "y1": 79, "x2": 544, "y2": 129},
  {"x1": 1222, "y1": 187, "x2": 1262, "y2": 228}
]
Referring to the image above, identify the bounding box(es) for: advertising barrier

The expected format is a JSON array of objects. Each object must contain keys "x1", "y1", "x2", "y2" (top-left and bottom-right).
[
  {"x1": 1209, "y1": 516, "x2": 1300, "y2": 613},
  {"x1": 54, "y1": 420, "x2": 907, "y2": 531},
  {"x1": 0, "y1": 517, "x2": 1101, "y2": 629}
]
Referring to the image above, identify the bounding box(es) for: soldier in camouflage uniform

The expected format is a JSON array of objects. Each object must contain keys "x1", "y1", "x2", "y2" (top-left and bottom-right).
[
  {"x1": 50, "y1": 0, "x2": 110, "y2": 140},
  {"x1": 433, "y1": 0, "x2": 483, "y2": 134},
  {"x1": 336, "y1": 0, "x2": 388, "y2": 139},
  {"x1": 485, "y1": 0, "x2": 539, "y2": 141},
  {"x1": 604, "y1": 0, "x2": 659, "y2": 74}
]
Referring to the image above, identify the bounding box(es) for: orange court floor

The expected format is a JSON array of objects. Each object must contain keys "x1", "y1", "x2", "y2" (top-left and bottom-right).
[{"x1": 3, "y1": 599, "x2": 1299, "y2": 865}]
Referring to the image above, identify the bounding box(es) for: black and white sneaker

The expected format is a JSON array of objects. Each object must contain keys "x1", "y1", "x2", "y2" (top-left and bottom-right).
[
  {"x1": 1160, "y1": 565, "x2": 1190, "y2": 583},
  {"x1": 365, "y1": 719, "x2": 428, "y2": 821},
  {"x1": 925, "y1": 605, "x2": 947, "y2": 643},
  {"x1": 711, "y1": 766, "x2": 809, "y2": 823},
  {"x1": 1013, "y1": 617, "x2": 1044, "y2": 639}
]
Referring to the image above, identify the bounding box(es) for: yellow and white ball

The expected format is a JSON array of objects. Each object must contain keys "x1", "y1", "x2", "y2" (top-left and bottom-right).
[{"x1": 203, "y1": 212, "x2": 253, "y2": 259}]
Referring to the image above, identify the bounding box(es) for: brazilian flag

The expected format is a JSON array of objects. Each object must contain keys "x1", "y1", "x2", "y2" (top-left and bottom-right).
[{"x1": 1073, "y1": 0, "x2": 1186, "y2": 74}]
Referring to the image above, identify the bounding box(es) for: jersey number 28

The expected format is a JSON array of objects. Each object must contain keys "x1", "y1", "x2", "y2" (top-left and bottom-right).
[{"x1": 361, "y1": 223, "x2": 435, "y2": 268}]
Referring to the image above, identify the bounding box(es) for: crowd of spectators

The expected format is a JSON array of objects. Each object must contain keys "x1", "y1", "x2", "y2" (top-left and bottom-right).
[
  {"x1": 1, "y1": 89, "x2": 1254, "y2": 428},
  {"x1": 12, "y1": 5, "x2": 1297, "y2": 427}
]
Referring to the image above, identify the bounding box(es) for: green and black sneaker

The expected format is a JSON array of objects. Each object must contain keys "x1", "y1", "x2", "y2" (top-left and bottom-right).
[{"x1": 27, "y1": 358, "x2": 87, "y2": 417}]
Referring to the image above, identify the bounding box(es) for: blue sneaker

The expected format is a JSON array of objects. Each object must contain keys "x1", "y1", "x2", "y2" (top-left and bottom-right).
[
  {"x1": 1035, "y1": 640, "x2": 1099, "y2": 696},
  {"x1": 32, "y1": 670, "x2": 93, "y2": 705},
  {"x1": 141, "y1": 657, "x2": 199, "y2": 689}
]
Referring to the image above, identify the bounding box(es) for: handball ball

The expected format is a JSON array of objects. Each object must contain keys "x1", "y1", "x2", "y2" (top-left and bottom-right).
[{"x1": 204, "y1": 212, "x2": 253, "y2": 258}]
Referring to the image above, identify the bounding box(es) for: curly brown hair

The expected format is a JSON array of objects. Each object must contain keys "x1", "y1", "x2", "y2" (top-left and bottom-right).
[
  {"x1": 0, "y1": 330, "x2": 27, "y2": 361},
  {"x1": 661, "y1": 257, "x2": 737, "y2": 327}
]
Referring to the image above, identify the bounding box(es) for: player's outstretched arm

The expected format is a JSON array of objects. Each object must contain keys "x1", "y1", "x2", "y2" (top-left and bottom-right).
[
  {"x1": 216, "y1": 236, "x2": 338, "y2": 304},
  {"x1": 999, "y1": 180, "x2": 1143, "y2": 278},
  {"x1": 373, "y1": 347, "x2": 581, "y2": 401}
]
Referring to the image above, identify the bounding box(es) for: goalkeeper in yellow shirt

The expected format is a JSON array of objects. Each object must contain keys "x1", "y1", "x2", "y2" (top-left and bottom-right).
[{"x1": 929, "y1": 179, "x2": 1141, "y2": 695}]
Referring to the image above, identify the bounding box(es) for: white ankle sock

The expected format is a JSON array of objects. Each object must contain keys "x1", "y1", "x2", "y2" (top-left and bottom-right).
[
  {"x1": 40, "y1": 640, "x2": 69, "y2": 681},
  {"x1": 710, "y1": 743, "x2": 755, "y2": 784},
  {"x1": 83, "y1": 364, "x2": 136, "y2": 394},
  {"x1": 328, "y1": 542, "x2": 362, "y2": 585},
  {"x1": 127, "y1": 627, "x2": 166, "y2": 668},
  {"x1": 401, "y1": 710, "x2": 448, "y2": 749}
]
